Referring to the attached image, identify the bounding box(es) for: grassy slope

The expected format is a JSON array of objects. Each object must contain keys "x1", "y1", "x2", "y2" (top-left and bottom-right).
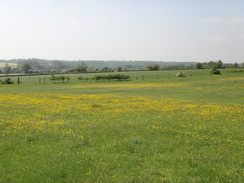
[{"x1": 0, "y1": 70, "x2": 243, "y2": 183}]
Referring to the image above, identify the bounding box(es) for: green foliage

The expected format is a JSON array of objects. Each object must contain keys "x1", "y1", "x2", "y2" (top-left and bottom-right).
[
  {"x1": 78, "y1": 74, "x2": 130, "y2": 82},
  {"x1": 77, "y1": 75, "x2": 84, "y2": 80},
  {"x1": 117, "y1": 66, "x2": 122, "y2": 72},
  {"x1": 74, "y1": 65, "x2": 87, "y2": 72},
  {"x1": 217, "y1": 60, "x2": 223, "y2": 68},
  {"x1": 93, "y1": 74, "x2": 130, "y2": 81},
  {"x1": 3, "y1": 65, "x2": 12, "y2": 74},
  {"x1": 21, "y1": 63, "x2": 32, "y2": 73},
  {"x1": 147, "y1": 64, "x2": 160, "y2": 71},
  {"x1": 233, "y1": 62, "x2": 239, "y2": 68},
  {"x1": 49, "y1": 75, "x2": 70, "y2": 83},
  {"x1": 0, "y1": 77, "x2": 14, "y2": 84},
  {"x1": 101, "y1": 66, "x2": 111, "y2": 72},
  {"x1": 198, "y1": 60, "x2": 223, "y2": 69},
  {"x1": 211, "y1": 68, "x2": 221, "y2": 75},
  {"x1": 195, "y1": 62, "x2": 203, "y2": 69},
  {"x1": 78, "y1": 75, "x2": 90, "y2": 82}
]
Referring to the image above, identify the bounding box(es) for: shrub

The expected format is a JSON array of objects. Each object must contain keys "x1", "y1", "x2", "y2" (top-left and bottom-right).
[
  {"x1": 1, "y1": 78, "x2": 14, "y2": 84},
  {"x1": 49, "y1": 75, "x2": 70, "y2": 83},
  {"x1": 211, "y1": 68, "x2": 221, "y2": 75},
  {"x1": 78, "y1": 76, "x2": 84, "y2": 80}
]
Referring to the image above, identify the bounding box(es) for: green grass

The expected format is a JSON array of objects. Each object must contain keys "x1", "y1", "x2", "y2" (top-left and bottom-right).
[{"x1": 0, "y1": 69, "x2": 243, "y2": 182}]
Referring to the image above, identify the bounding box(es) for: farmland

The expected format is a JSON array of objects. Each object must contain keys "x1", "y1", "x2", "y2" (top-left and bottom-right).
[{"x1": 0, "y1": 70, "x2": 243, "y2": 182}]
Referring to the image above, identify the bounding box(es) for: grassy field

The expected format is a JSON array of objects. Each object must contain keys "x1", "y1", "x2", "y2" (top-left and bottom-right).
[
  {"x1": 0, "y1": 70, "x2": 243, "y2": 182},
  {"x1": 0, "y1": 62, "x2": 17, "y2": 68}
]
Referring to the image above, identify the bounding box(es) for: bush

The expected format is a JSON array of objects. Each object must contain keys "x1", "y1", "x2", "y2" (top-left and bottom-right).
[
  {"x1": 211, "y1": 68, "x2": 221, "y2": 75},
  {"x1": 1, "y1": 78, "x2": 14, "y2": 84},
  {"x1": 49, "y1": 75, "x2": 70, "y2": 83},
  {"x1": 93, "y1": 74, "x2": 130, "y2": 81}
]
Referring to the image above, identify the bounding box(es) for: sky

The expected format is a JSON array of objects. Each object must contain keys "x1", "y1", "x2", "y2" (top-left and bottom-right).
[{"x1": 0, "y1": 0, "x2": 244, "y2": 63}]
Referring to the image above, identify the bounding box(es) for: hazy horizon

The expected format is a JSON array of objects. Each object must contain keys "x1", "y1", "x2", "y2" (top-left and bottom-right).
[{"x1": 1, "y1": 0, "x2": 244, "y2": 63}]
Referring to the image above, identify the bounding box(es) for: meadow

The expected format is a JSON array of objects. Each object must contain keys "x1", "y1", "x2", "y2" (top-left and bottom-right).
[{"x1": 0, "y1": 69, "x2": 243, "y2": 182}]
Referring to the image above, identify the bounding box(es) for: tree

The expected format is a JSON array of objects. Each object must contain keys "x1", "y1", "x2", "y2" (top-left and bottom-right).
[
  {"x1": 3, "y1": 65, "x2": 12, "y2": 75},
  {"x1": 147, "y1": 65, "x2": 154, "y2": 71},
  {"x1": 217, "y1": 60, "x2": 223, "y2": 68},
  {"x1": 153, "y1": 64, "x2": 160, "y2": 70},
  {"x1": 102, "y1": 67, "x2": 110, "y2": 72},
  {"x1": 147, "y1": 64, "x2": 160, "y2": 71},
  {"x1": 208, "y1": 61, "x2": 216, "y2": 68},
  {"x1": 195, "y1": 62, "x2": 203, "y2": 69},
  {"x1": 52, "y1": 60, "x2": 65, "y2": 69},
  {"x1": 233, "y1": 62, "x2": 239, "y2": 68},
  {"x1": 21, "y1": 64, "x2": 32, "y2": 73},
  {"x1": 75, "y1": 65, "x2": 87, "y2": 72},
  {"x1": 117, "y1": 66, "x2": 122, "y2": 72},
  {"x1": 60, "y1": 76, "x2": 65, "y2": 83}
]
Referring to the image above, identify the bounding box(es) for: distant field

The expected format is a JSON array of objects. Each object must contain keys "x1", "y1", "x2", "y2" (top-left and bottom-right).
[
  {"x1": 0, "y1": 70, "x2": 243, "y2": 182},
  {"x1": 0, "y1": 62, "x2": 17, "y2": 68}
]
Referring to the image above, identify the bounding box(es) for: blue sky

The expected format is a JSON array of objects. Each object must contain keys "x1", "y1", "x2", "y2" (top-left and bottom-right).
[{"x1": 0, "y1": 0, "x2": 244, "y2": 63}]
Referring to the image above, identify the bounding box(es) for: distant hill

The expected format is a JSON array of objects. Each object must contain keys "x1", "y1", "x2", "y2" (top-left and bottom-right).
[{"x1": 0, "y1": 58, "x2": 196, "y2": 70}]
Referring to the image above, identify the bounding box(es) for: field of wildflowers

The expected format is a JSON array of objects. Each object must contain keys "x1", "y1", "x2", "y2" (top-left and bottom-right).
[{"x1": 0, "y1": 71, "x2": 243, "y2": 182}]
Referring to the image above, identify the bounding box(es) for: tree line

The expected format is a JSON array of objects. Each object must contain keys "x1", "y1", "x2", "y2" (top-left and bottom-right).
[
  {"x1": 195, "y1": 60, "x2": 242, "y2": 69},
  {"x1": 1, "y1": 59, "x2": 244, "y2": 75}
]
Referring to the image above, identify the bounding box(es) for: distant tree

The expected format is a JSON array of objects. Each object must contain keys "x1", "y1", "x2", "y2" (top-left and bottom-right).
[
  {"x1": 153, "y1": 64, "x2": 160, "y2": 70},
  {"x1": 217, "y1": 60, "x2": 223, "y2": 68},
  {"x1": 102, "y1": 67, "x2": 109, "y2": 72},
  {"x1": 233, "y1": 62, "x2": 239, "y2": 68},
  {"x1": 78, "y1": 76, "x2": 84, "y2": 81},
  {"x1": 147, "y1": 65, "x2": 154, "y2": 71},
  {"x1": 195, "y1": 62, "x2": 203, "y2": 69},
  {"x1": 21, "y1": 64, "x2": 32, "y2": 73},
  {"x1": 208, "y1": 61, "x2": 216, "y2": 68},
  {"x1": 17, "y1": 59, "x2": 44, "y2": 70},
  {"x1": 60, "y1": 75, "x2": 65, "y2": 83},
  {"x1": 66, "y1": 76, "x2": 70, "y2": 83},
  {"x1": 3, "y1": 65, "x2": 12, "y2": 75},
  {"x1": 52, "y1": 60, "x2": 65, "y2": 69},
  {"x1": 49, "y1": 75, "x2": 56, "y2": 83},
  {"x1": 75, "y1": 65, "x2": 87, "y2": 72},
  {"x1": 117, "y1": 66, "x2": 122, "y2": 72},
  {"x1": 147, "y1": 64, "x2": 160, "y2": 71}
]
